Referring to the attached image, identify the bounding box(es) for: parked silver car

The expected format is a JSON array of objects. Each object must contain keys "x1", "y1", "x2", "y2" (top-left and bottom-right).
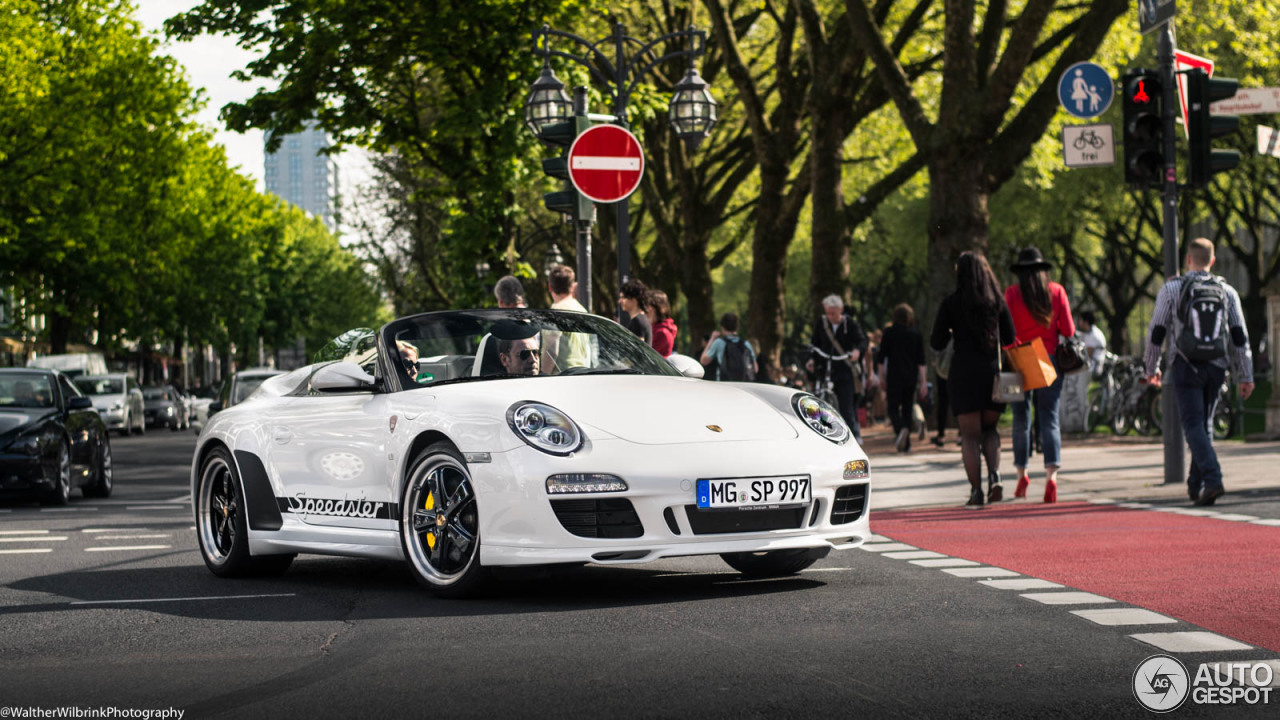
[
  {"x1": 74, "y1": 374, "x2": 146, "y2": 436},
  {"x1": 142, "y1": 384, "x2": 189, "y2": 431}
]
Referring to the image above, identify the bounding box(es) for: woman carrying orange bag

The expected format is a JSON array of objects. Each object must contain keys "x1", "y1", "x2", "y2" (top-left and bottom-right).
[{"x1": 1005, "y1": 248, "x2": 1075, "y2": 503}]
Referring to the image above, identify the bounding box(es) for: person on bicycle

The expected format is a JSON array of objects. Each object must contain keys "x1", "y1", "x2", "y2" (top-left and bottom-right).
[
  {"x1": 807, "y1": 295, "x2": 868, "y2": 443},
  {"x1": 1144, "y1": 238, "x2": 1254, "y2": 506}
]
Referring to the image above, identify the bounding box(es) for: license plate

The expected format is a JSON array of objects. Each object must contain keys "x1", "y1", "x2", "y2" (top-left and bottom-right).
[{"x1": 696, "y1": 476, "x2": 810, "y2": 510}]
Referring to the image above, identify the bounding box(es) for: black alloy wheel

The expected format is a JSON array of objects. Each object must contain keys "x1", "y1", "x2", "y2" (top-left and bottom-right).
[
  {"x1": 42, "y1": 441, "x2": 72, "y2": 506},
  {"x1": 196, "y1": 447, "x2": 293, "y2": 577},
  {"x1": 400, "y1": 442, "x2": 487, "y2": 597},
  {"x1": 83, "y1": 438, "x2": 113, "y2": 498}
]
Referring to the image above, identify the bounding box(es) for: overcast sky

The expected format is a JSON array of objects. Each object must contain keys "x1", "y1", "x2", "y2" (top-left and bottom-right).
[{"x1": 133, "y1": 0, "x2": 270, "y2": 188}]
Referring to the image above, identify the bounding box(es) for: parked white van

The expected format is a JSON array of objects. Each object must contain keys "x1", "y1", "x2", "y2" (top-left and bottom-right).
[{"x1": 27, "y1": 353, "x2": 109, "y2": 379}]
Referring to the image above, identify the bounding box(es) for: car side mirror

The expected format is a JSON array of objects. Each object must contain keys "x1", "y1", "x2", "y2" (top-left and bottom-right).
[
  {"x1": 312, "y1": 362, "x2": 377, "y2": 392},
  {"x1": 209, "y1": 401, "x2": 223, "y2": 413},
  {"x1": 67, "y1": 396, "x2": 93, "y2": 411},
  {"x1": 666, "y1": 353, "x2": 706, "y2": 379}
]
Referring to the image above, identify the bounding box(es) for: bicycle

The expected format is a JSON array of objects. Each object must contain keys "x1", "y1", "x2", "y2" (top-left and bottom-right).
[
  {"x1": 1085, "y1": 352, "x2": 1120, "y2": 432},
  {"x1": 806, "y1": 345, "x2": 847, "y2": 411}
]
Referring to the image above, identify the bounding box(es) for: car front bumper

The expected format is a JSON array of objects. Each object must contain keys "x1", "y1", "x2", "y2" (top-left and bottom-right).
[
  {"x1": 470, "y1": 437, "x2": 872, "y2": 567},
  {"x1": 0, "y1": 454, "x2": 53, "y2": 494}
]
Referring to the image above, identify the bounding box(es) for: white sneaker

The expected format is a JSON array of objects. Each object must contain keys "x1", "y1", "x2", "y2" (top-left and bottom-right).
[{"x1": 896, "y1": 428, "x2": 909, "y2": 452}]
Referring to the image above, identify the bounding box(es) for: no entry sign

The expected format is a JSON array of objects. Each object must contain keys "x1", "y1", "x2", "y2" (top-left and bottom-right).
[{"x1": 568, "y1": 124, "x2": 644, "y2": 204}]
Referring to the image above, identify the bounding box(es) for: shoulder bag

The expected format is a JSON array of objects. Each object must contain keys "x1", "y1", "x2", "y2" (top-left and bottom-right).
[
  {"x1": 992, "y1": 337, "x2": 1024, "y2": 404},
  {"x1": 822, "y1": 319, "x2": 865, "y2": 394},
  {"x1": 1055, "y1": 334, "x2": 1089, "y2": 374}
]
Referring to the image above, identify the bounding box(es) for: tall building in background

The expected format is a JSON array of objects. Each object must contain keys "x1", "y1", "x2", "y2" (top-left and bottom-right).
[{"x1": 263, "y1": 121, "x2": 338, "y2": 230}]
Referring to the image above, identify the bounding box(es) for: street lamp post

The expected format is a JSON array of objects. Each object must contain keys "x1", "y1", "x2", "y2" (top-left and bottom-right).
[{"x1": 525, "y1": 22, "x2": 717, "y2": 312}]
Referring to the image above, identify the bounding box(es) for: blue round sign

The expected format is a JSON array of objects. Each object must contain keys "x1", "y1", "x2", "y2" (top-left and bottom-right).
[{"x1": 1058, "y1": 62, "x2": 1114, "y2": 119}]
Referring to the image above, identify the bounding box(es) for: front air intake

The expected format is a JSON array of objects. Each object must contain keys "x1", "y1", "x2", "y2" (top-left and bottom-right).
[
  {"x1": 831, "y1": 484, "x2": 868, "y2": 525},
  {"x1": 550, "y1": 498, "x2": 643, "y2": 538}
]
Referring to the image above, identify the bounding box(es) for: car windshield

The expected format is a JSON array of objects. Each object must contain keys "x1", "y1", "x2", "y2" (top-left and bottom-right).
[
  {"x1": 142, "y1": 387, "x2": 169, "y2": 400},
  {"x1": 382, "y1": 309, "x2": 680, "y2": 390},
  {"x1": 75, "y1": 377, "x2": 124, "y2": 396},
  {"x1": 0, "y1": 372, "x2": 55, "y2": 409},
  {"x1": 233, "y1": 376, "x2": 271, "y2": 404}
]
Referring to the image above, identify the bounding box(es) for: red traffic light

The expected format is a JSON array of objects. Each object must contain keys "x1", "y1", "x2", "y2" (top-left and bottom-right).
[{"x1": 1132, "y1": 79, "x2": 1150, "y2": 104}]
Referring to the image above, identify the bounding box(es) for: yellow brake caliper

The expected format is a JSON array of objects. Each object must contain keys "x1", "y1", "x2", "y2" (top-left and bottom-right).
[{"x1": 424, "y1": 491, "x2": 436, "y2": 550}]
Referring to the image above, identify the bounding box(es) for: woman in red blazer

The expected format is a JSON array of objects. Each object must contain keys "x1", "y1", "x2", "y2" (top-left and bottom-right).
[{"x1": 1004, "y1": 247, "x2": 1075, "y2": 503}]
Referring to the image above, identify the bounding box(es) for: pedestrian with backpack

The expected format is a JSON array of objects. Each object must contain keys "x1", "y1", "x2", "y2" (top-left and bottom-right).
[
  {"x1": 1145, "y1": 238, "x2": 1254, "y2": 506},
  {"x1": 701, "y1": 313, "x2": 757, "y2": 382}
]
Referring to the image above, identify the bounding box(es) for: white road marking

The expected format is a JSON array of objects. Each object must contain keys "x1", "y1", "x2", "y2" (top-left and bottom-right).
[
  {"x1": 1164, "y1": 508, "x2": 1218, "y2": 516},
  {"x1": 979, "y1": 578, "x2": 1064, "y2": 591},
  {"x1": 799, "y1": 568, "x2": 850, "y2": 574},
  {"x1": 570, "y1": 156, "x2": 640, "y2": 171},
  {"x1": 93, "y1": 535, "x2": 170, "y2": 540},
  {"x1": 1252, "y1": 519, "x2": 1280, "y2": 526},
  {"x1": 0, "y1": 536, "x2": 67, "y2": 542},
  {"x1": 1088, "y1": 498, "x2": 1118, "y2": 504},
  {"x1": 867, "y1": 534, "x2": 893, "y2": 542},
  {"x1": 166, "y1": 494, "x2": 192, "y2": 503},
  {"x1": 1212, "y1": 514, "x2": 1260, "y2": 522},
  {"x1": 85, "y1": 545, "x2": 171, "y2": 552},
  {"x1": 942, "y1": 567, "x2": 1020, "y2": 578},
  {"x1": 0, "y1": 530, "x2": 50, "y2": 535},
  {"x1": 1116, "y1": 502, "x2": 1152, "y2": 509},
  {"x1": 1130, "y1": 631, "x2": 1253, "y2": 653},
  {"x1": 1021, "y1": 592, "x2": 1115, "y2": 605},
  {"x1": 70, "y1": 593, "x2": 297, "y2": 606},
  {"x1": 882, "y1": 550, "x2": 947, "y2": 560},
  {"x1": 860, "y1": 543, "x2": 917, "y2": 552},
  {"x1": 1071, "y1": 608, "x2": 1177, "y2": 626},
  {"x1": 126, "y1": 506, "x2": 186, "y2": 511},
  {"x1": 910, "y1": 558, "x2": 979, "y2": 568},
  {"x1": 40, "y1": 507, "x2": 98, "y2": 512},
  {"x1": 83, "y1": 528, "x2": 151, "y2": 533},
  {"x1": 0, "y1": 548, "x2": 53, "y2": 555}
]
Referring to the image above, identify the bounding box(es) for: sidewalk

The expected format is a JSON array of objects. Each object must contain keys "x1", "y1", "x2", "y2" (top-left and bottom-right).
[{"x1": 859, "y1": 422, "x2": 1280, "y2": 510}]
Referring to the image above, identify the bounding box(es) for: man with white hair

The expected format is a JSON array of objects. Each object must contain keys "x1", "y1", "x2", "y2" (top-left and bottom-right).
[{"x1": 807, "y1": 294, "x2": 868, "y2": 442}]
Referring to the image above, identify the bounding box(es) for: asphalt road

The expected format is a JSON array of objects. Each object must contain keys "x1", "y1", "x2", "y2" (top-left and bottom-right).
[{"x1": 0, "y1": 432, "x2": 1276, "y2": 719}]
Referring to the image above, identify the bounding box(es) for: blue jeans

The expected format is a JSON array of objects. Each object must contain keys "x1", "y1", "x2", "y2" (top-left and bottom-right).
[
  {"x1": 1012, "y1": 357, "x2": 1063, "y2": 468},
  {"x1": 1169, "y1": 357, "x2": 1227, "y2": 495}
]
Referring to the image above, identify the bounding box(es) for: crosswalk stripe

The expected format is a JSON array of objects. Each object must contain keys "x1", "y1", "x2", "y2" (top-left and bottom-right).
[
  {"x1": 0, "y1": 530, "x2": 50, "y2": 535},
  {"x1": 0, "y1": 548, "x2": 53, "y2": 555},
  {"x1": 0, "y1": 536, "x2": 67, "y2": 542},
  {"x1": 1130, "y1": 631, "x2": 1252, "y2": 652},
  {"x1": 942, "y1": 567, "x2": 1019, "y2": 578},
  {"x1": 1071, "y1": 608, "x2": 1176, "y2": 626},
  {"x1": 85, "y1": 545, "x2": 171, "y2": 552},
  {"x1": 1021, "y1": 592, "x2": 1115, "y2": 605}
]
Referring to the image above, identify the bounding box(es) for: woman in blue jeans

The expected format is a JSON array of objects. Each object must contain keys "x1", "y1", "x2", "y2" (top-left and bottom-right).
[{"x1": 1004, "y1": 248, "x2": 1075, "y2": 503}]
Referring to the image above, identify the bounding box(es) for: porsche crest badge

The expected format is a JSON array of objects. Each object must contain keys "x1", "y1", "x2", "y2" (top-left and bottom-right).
[{"x1": 706, "y1": 425, "x2": 722, "y2": 433}]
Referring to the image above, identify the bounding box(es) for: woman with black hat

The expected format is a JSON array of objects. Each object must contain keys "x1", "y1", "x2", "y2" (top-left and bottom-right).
[
  {"x1": 1005, "y1": 247, "x2": 1075, "y2": 503},
  {"x1": 930, "y1": 251, "x2": 1015, "y2": 508}
]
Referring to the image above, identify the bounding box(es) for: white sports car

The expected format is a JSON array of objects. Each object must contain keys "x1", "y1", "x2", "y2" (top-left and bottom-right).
[{"x1": 192, "y1": 310, "x2": 872, "y2": 597}]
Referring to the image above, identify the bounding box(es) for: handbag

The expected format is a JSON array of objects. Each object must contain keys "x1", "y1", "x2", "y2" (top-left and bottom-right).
[
  {"x1": 992, "y1": 340, "x2": 1024, "y2": 404},
  {"x1": 1007, "y1": 337, "x2": 1058, "y2": 391},
  {"x1": 935, "y1": 339, "x2": 954, "y2": 381},
  {"x1": 1055, "y1": 334, "x2": 1089, "y2": 374}
]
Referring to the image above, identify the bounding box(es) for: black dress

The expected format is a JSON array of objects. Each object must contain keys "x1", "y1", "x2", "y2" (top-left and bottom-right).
[{"x1": 930, "y1": 292, "x2": 1015, "y2": 415}]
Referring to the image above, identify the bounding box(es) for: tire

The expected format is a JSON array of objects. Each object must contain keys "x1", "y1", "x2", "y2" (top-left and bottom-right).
[
  {"x1": 196, "y1": 446, "x2": 294, "y2": 577},
  {"x1": 1213, "y1": 405, "x2": 1235, "y2": 441},
  {"x1": 721, "y1": 547, "x2": 829, "y2": 576},
  {"x1": 400, "y1": 442, "x2": 488, "y2": 598},
  {"x1": 1146, "y1": 390, "x2": 1164, "y2": 437},
  {"x1": 117, "y1": 412, "x2": 131, "y2": 438},
  {"x1": 132, "y1": 412, "x2": 146, "y2": 436},
  {"x1": 41, "y1": 441, "x2": 72, "y2": 506},
  {"x1": 1110, "y1": 407, "x2": 1132, "y2": 436},
  {"x1": 1133, "y1": 395, "x2": 1156, "y2": 436},
  {"x1": 82, "y1": 438, "x2": 113, "y2": 498},
  {"x1": 1085, "y1": 387, "x2": 1105, "y2": 433}
]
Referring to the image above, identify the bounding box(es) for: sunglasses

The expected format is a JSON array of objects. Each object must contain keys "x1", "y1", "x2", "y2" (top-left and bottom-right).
[{"x1": 509, "y1": 349, "x2": 538, "y2": 361}]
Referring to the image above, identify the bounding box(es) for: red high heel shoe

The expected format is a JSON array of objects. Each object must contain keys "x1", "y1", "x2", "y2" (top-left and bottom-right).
[
  {"x1": 1014, "y1": 475, "x2": 1030, "y2": 499},
  {"x1": 1044, "y1": 478, "x2": 1057, "y2": 504}
]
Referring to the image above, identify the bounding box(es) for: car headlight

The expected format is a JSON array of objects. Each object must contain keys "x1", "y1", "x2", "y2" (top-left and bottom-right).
[
  {"x1": 165, "y1": 406, "x2": 174, "y2": 415},
  {"x1": 8, "y1": 434, "x2": 40, "y2": 455},
  {"x1": 792, "y1": 393, "x2": 850, "y2": 444},
  {"x1": 506, "y1": 402, "x2": 583, "y2": 456},
  {"x1": 110, "y1": 402, "x2": 122, "y2": 411}
]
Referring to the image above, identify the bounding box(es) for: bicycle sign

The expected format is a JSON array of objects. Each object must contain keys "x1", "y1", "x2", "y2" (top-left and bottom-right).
[{"x1": 1062, "y1": 123, "x2": 1115, "y2": 168}]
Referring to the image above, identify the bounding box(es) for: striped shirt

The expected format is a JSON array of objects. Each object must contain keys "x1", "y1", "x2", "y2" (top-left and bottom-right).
[{"x1": 1143, "y1": 271, "x2": 1253, "y2": 382}]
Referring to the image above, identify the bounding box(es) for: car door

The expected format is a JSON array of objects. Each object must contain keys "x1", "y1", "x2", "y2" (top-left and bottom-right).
[{"x1": 263, "y1": 376, "x2": 393, "y2": 531}]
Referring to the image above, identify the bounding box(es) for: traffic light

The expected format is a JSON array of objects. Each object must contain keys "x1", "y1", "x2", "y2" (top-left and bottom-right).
[
  {"x1": 1186, "y1": 68, "x2": 1240, "y2": 189},
  {"x1": 538, "y1": 116, "x2": 593, "y2": 221},
  {"x1": 1122, "y1": 69, "x2": 1162, "y2": 188}
]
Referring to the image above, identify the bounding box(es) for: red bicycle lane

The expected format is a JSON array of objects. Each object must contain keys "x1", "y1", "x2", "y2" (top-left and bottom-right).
[{"x1": 872, "y1": 501, "x2": 1280, "y2": 652}]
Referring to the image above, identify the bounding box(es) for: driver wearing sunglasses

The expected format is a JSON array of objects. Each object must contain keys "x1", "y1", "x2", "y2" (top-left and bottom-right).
[{"x1": 497, "y1": 336, "x2": 541, "y2": 376}]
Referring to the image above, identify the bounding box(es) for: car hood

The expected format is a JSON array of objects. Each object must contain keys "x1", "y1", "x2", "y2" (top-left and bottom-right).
[
  {"x1": 89, "y1": 396, "x2": 122, "y2": 410},
  {"x1": 455, "y1": 375, "x2": 800, "y2": 445},
  {"x1": 0, "y1": 410, "x2": 46, "y2": 442}
]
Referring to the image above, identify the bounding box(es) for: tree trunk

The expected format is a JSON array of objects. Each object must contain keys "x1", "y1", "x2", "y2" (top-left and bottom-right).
[
  {"x1": 49, "y1": 310, "x2": 71, "y2": 355},
  {"x1": 924, "y1": 151, "x2": 993, "y2": 329},
  {"x1": 809, "y1": 106, "x2": 851, "y2": 314},
  {"x1": 747, "y1": 160, "x2": 803, "y2": 374}
]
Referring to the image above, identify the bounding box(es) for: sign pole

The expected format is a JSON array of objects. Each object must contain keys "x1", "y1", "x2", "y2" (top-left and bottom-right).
[
  {"x1": 572, "y1": 87, "x2": 593, "y2": 311},
  {"x1": 1158, "y1": 24, "x2": 1185, "y2": 485}
]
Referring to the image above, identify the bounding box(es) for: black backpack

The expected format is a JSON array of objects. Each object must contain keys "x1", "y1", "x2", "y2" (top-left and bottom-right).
[
  {"x1": 719, "y1": 337, "x2": 755, "y2": 382},
  {"x1": 1176, "y1": 275, "x2": 1229, "y2": 362}
]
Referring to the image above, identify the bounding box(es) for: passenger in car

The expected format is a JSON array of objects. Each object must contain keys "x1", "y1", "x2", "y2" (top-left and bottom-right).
[{"x1": 497, "y1": 336, "x2": 540, "y2": 376}]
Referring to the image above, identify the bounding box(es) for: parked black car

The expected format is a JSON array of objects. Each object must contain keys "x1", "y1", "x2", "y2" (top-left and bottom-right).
[
  {"x1": 142, "y1": 384, "x2": 188, "y2": 431},
  {"x1": 0, "y1": 368, "x2": 113, "y2": 504}
]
